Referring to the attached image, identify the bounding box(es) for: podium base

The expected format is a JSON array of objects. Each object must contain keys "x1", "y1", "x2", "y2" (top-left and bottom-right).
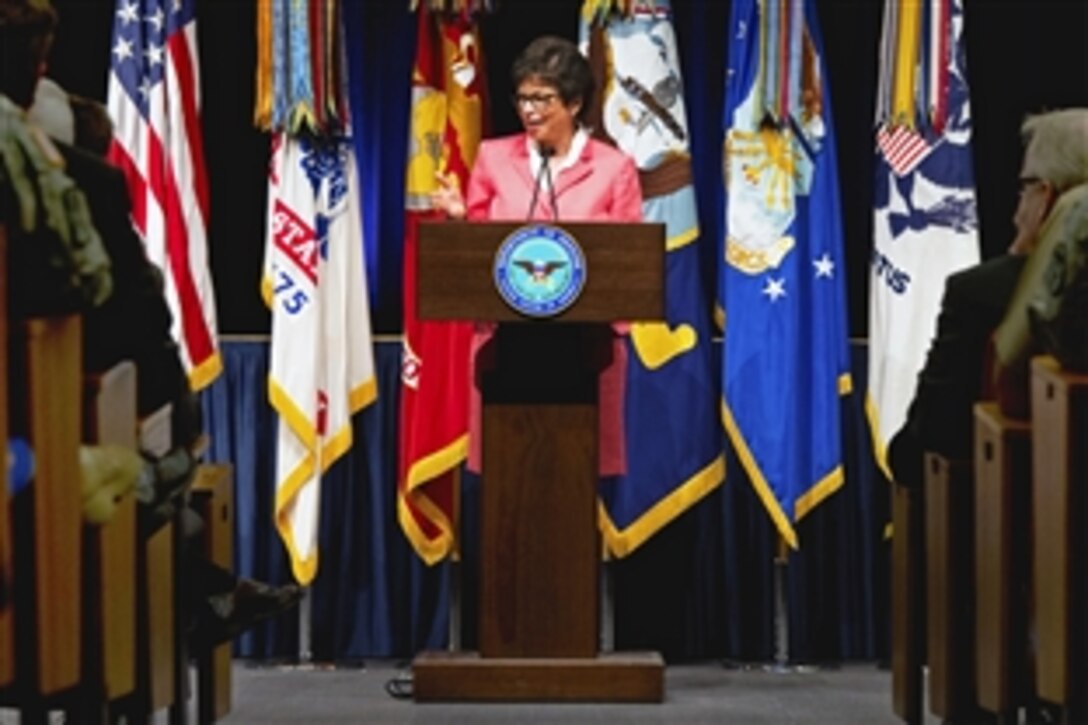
[{"x1": 412, "y1": 650, "x2": 665, "y2": 703}]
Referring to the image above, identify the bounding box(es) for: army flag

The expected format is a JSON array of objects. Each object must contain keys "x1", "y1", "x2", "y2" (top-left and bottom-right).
[
  {"x1": 720, "y1": 0, "x2": 851, "y2": 548},
  {"x1": 262, "y1": 133, "x2": 377, "y2": 585},
  {"x1": 398, "y1": 7, "x2": 487, "y2": 564},
  {"x1": 867, "y1": 0, "x2": 979, "y2": 478},
  {"x1": 580, "y1": 0, "x2": 723, "y2": 556}
]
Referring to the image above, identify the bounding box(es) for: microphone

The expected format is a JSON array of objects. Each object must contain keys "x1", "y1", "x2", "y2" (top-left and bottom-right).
[{"x1": 526, "y1": 143, "x2": 555, "y2": 220}]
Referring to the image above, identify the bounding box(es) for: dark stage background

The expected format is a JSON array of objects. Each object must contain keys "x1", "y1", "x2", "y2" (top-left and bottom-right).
[
  {"x1": 39, "y1": 0, "x2": 1088, "y2": 663},
  {"x1": 48, "y1": 0, "x2": 1088, "y2": 337}
]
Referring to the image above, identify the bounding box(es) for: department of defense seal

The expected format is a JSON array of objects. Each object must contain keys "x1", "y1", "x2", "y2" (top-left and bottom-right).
[{"x1": 493, "y1": 224, "x2": 587, "y2": 318}]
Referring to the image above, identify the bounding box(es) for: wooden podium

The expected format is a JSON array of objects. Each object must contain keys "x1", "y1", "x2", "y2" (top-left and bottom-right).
[{"x1": 411, "y1": 221, "x2": 666, "y2": 702}]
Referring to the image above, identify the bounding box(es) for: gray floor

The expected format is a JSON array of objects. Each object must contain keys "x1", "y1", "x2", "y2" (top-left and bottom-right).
[{"x1": 223, "y1": 660, "x2": 905, "y2": 724}]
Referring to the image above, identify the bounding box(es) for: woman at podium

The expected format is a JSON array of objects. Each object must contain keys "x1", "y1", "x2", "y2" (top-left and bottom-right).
[{"x1": 432, "y1": 34, "x2": 643, "y2": 476}]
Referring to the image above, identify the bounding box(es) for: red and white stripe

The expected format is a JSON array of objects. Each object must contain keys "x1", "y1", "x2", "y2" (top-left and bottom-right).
[
  {"x1": 876, "y1": 122, "x2": 933, "y2": 176},
  {"x1": 107, "y1": 21, "x2": 220, "y2": 391}
]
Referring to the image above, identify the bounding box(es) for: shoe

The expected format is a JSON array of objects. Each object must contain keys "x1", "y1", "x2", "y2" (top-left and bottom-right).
[
  {"x1": 80, "y1": 444, "x2": 145, "y2": 525},
  {"x1": 194, "y1": 579, "x2": 304, "y2": 649}
]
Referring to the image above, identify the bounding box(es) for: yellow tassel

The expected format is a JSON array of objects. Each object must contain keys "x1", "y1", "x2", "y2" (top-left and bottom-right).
[
  {"x1": 892, "y1": 0, "x2": 922, "y2": 130},
  {"x1": 253, "y1": 0, "x2": 273, "y2": 130}
]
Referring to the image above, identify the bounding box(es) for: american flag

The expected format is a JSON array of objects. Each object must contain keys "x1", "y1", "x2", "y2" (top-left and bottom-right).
[
  {"x1": 107, "y1": 0, "x2": 220, "y2": 390},
  {"x1": 876, "y1": 122, "x2": 934, "y2": 177}
]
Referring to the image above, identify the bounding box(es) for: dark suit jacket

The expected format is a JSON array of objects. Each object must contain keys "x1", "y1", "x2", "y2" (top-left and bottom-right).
[
  {"x1": 57, "y1": 141, "x2": 200, "y2": 448},
  {"x1": 888, "y1": 253, "x2": 1027, "y2": 488}
]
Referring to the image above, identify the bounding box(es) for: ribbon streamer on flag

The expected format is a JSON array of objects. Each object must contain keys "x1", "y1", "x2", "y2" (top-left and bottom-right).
[
  {"x1": 107, "y1": 0, "x2": 221, "y2": 390},
  {"x1": 720, "y1": 0, "x2": 851, "y2": 548},
  {"x1": 867, "y1": 0, "x2": 979, "y2": 479},
  {"x1": 254, "y1": 0, "x2": 350, "y2": 136},
  {"x1": 261, "y1": 133, "x2": 377, "y2": 585},
  {"x1": 580, "y1": 0, "x2": 723, "y2": 557},
  {"x1": 397, "y1": 6, "x2": 487, "y2": 564}
]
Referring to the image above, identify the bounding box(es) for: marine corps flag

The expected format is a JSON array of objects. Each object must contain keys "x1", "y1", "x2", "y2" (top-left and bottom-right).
[
  {"x1": 720, "y1": 0, "x2": 851, "y2": 548},
  {"x1": 262, "y1": 133, "x2": 377, "y2": 585},
  {"x1": 580, "y1": 0, "x2": 724, "y2": 556},
  {"x1": 867, "y1": 0, "x2": 979, "y2": 478},
  {"x1": 398, "y1": 7, "x2": 486, "y2": 564}
]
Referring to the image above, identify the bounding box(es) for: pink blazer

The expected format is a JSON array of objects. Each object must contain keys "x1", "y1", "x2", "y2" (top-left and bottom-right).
[
  {"x1": 465, "y1": 133, "x2": 643, "y2": 223},
  {"x1": 464, "y1": 133, "x2": 643, "y2": 476}
]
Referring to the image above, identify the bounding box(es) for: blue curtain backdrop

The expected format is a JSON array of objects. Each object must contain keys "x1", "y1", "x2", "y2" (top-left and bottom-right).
[
  {"x1": 35, "y1": 0, "x2": 1082, "y2": 665},
  {"x1": 195, "y1": 0, "x2": 887, "y2": 664},
  {"x1": 201, "y1": 339, "x2": 889, "y2": 663}
]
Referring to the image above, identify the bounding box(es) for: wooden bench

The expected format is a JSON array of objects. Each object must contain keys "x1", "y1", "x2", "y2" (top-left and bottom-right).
[
  {"x1": 890, "y1": 482, "x2": 924, "y2": 724},
  {"x1": 924, "y1": 453, "x2": 984, "y2": 721},
  {"x1": 3, "y1": 314, "x2": 85, "y2": 711},
  {"x1": 80, "y1": 362, "x2": 140, "y2": 716},
  {"x1": 115, "y1": 406, "x2": 179, "y2": 722},
  {"x1": 191, "y1": 463, "x2": 235, "y2": 722},
  {"x1": 0, "y1": 225, "x2": 12, "y2": 689},
  {"x1": 973, "y1": 402, "x2": 1032, "y2": 721},
  {"x1": 1031, "y1": 356, "x2": 1087, "y2": 722}
]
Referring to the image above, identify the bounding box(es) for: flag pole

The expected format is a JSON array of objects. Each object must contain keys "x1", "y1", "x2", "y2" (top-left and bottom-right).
[
  {"x1": 448, "y1": 469, "x2": 462, "y2": 652},
  {"x1": 770, "y1": 534, "x2": 790, "y2": 671},
  {"x1": 298, "y1": 588, "x2": 313, "y2": 664},
  {"x1": 599, "y1": 550, "x2": 614, "y2": 653}
]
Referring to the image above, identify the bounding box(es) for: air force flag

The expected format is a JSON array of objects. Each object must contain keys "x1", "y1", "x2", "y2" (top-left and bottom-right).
[{"x1": 720, "y1": 0, "x2": 851, "y2": 547}]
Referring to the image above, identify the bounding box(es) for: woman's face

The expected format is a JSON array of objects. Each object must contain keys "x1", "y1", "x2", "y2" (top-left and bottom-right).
[{"x1": 514, "y1": 76, "x2": 580, "y2": 152}]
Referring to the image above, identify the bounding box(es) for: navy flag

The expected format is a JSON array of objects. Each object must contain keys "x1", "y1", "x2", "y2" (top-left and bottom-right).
[
  {"x1": 581, "y1": 0, "x2": 724, "y2": 557},
  {"x1": 719, "y1": 0, "x2": 851, "y2": 547}
]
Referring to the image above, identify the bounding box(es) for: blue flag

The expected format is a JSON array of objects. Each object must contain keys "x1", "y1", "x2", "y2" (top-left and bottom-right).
[
  {"x1": 581, "y1": 0, "x2": 724, "y2": 557},
  {"x1": 719, "y1": 0, "x2": 851, "y2": 547}
]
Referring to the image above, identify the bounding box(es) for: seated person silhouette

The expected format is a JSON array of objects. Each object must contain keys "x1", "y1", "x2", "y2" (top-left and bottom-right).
[
  {"x1": 888, "y1": 108, "x2": 1088, "y2": 488},
  {"x1": 4, "y1": 0, "x2": 302, "y2": 646}
]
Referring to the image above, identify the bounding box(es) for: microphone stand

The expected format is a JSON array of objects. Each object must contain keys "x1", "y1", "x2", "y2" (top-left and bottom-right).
[
  {"x1": 543, "y1": 159, "x2": 559, "y2": 221},
  {"x1": 526, "y1": 145, "x2": 555, "y2": 220}
]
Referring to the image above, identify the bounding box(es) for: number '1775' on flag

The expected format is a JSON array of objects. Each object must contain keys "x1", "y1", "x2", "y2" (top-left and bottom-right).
[
  {"x1": 262, "y1": 134, "x2": 377, "y2": 585},
  {"x1": 107, "y1": 0, "x2": 221, "y2": 390},
  {"x1": 719, "y1": 0, "x2": 852, "y2": 548}
]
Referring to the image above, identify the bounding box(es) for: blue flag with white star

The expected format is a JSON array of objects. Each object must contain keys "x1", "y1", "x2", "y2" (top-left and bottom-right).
[{"x1": 719, "y1": 0, "x2": 851, "y2": 548}]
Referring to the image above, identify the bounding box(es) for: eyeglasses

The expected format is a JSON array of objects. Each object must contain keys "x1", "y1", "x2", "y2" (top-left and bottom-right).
[
  {"x1": 1018, "y1": 176, "x2": 1044, "y2": 194},
  {"x1": 512, "y1": 92, "x2": 559, "y2": 111}
]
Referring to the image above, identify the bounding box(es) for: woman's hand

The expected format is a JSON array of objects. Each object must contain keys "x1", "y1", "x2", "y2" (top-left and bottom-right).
[{"x1": 431, "y1": 171, "x2": 466, "y2": 219}]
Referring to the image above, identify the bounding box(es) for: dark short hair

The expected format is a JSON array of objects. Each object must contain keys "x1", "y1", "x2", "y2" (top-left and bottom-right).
[
  {"x1": 511, "y1": 35, "x2": 594, "y2": 125},
  {"x1": 0, "y1": 0, "x2": 58, "y2": 107},
  {"x1": 70, "y1": 94, "x2": 114, "y2": 157}
]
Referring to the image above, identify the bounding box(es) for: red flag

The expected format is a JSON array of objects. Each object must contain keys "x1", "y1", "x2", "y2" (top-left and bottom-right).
[
  {"x1": 107, "y1": 0, "x2": 220, "y2": 390},
  {"x1": 398, "y1": 8, "x2": 487, "y2": 564}
]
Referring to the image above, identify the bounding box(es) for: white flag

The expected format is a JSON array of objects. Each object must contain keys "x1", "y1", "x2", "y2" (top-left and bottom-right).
[
  {"x1": 262, "y1": 133, "x2": 377, "y2": 585},
  {"x1": 867, "y1": 0, "x2": 979, "y2": 477}
]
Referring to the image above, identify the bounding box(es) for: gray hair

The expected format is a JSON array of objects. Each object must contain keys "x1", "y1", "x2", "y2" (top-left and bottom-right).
[
  {"x1": 1021, "y1": 108, "x2": 1088, "y2": 193},
  {"x1": 28, "y1": 76, "x2": 73, "y2": 144}
]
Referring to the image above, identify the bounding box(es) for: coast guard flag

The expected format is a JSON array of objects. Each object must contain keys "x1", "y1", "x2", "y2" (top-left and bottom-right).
[
  {"x1": 398, "y1": 8, "x2": 485, "y2": 564},
  {"x1": 580, "y1": 0, "x2": 724, "y2": 557},
  {"x1": 867, "y1": 0, "x2": 979, "y2": 478},
  {"x1": 262, "y1": 133, "x2": 377, "y2": 585},
  {"x1": 107, "y1": 0, "x2": 221, "y2": 390},
  {"x1": 720, "y1": 0, "x2": 851, "y2": 548}
]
